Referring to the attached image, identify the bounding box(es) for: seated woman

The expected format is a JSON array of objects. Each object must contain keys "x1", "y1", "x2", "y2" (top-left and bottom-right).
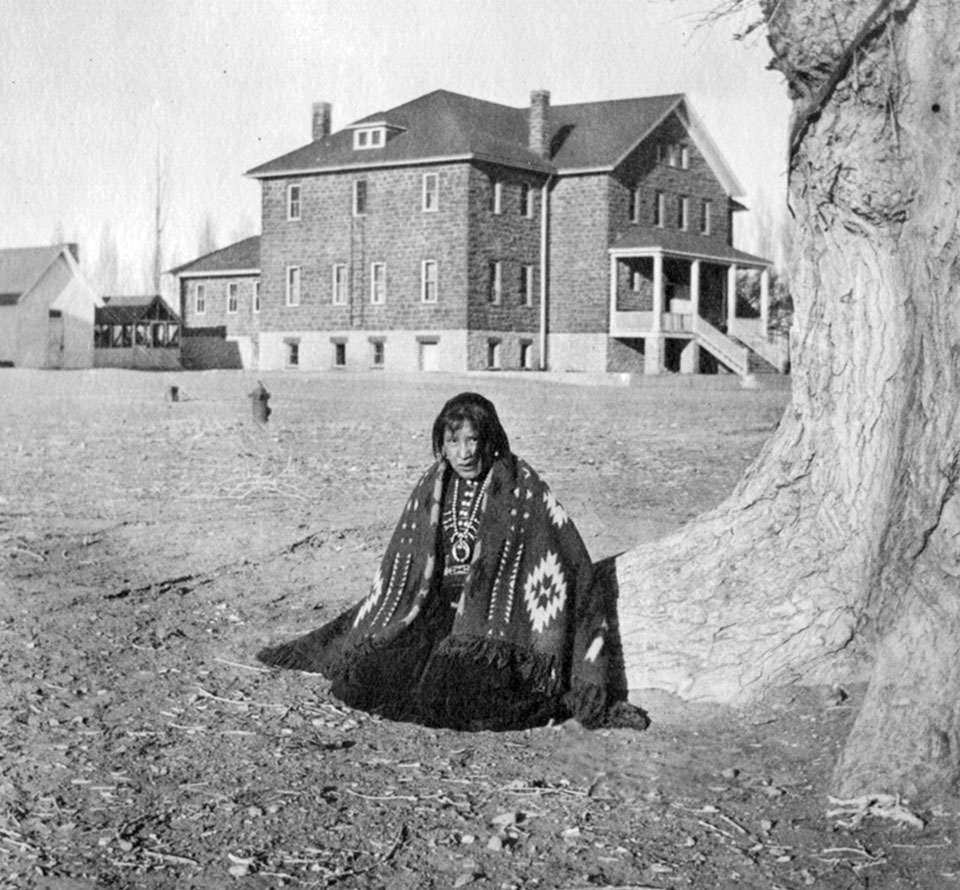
[{"x1": 257, "y1": 392, "x2": 644, "y2": 732}]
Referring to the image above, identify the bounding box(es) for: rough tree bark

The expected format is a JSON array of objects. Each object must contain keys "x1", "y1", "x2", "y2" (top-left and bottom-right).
[{"x1": 617, "y1": 0, "x2": 960, "y2": 798}]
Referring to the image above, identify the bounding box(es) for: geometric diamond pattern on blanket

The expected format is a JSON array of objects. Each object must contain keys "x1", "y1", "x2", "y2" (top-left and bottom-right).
[{"x1": 523, "y1": 550, "x2": 567, "y2": 633}]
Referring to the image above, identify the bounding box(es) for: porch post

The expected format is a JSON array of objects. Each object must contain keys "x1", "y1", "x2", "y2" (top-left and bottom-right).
[
  {"x1": 760, "y1": 266, "x2": 770, "y2": 336},
  {"x1": 690, "y1": 259, "x2": 701, "y2": 318},
  {"x1": 646, "y1": 251, "x2": 666, "y2": 375},
  {"x1": 726, "y1": 263, "x2": 738, "y2": 329},
  {"x1": 681, "y1": 258, "x2": 701, "y2": 374},
  {"x1": 609, "y1": 253, "x2": 618, "y2": 332},
  {"x1": 652, "y1": 252, "x2": 664, "y2": 332}
]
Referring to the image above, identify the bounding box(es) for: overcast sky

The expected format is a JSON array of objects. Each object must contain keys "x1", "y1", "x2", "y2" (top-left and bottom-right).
[{"x1": 2, "y1": 0, "x2": 791, "y2": 291}]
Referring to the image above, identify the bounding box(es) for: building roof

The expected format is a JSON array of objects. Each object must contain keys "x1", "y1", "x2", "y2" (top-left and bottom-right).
[
  {"x1": 246, "y1": 90, "x2": 742, "y2": 193},
  {"x1": 0, "y1": 245, "x2": 70, "y2": 305},
  {"x1": 98, "y1": 295, "x2": 180, "y2": 325},
  {"x1": 610, "y1": 226, "x2": 772, "y2": 267},
  {"x1": 168, "y1": 236, "x2": 260, "y2": 276},
  {"x1": 544, "y1": 94, "x2": 683, "y2": 170}
]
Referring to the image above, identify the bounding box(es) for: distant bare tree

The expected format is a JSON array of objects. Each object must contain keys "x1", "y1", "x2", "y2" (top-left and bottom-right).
[
  {"x1": 95, "y1": 223, "x2": 120, "y2": 296},
  {"x1": 197, "y1": 214, "x2": 219, "y2": 257},
  {"x1": 228, "y1": 214, "x2": 257, "y2": 245},
  {"x1": 750, "y1": 189, "x2": 788, "y2": 272},
  {"x1": 146, "y1": 147, "x2": 169, "y2": 295}
]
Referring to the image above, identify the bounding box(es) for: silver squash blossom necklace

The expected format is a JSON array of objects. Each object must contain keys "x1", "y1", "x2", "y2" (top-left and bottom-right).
[{"x1": 445, "y1": 473, "x2": 491, "y2": 565}]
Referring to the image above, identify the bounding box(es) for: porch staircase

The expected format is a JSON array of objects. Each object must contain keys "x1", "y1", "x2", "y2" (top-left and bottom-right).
[
  {"x1": 691, "y1": 316, "x2": 749, "y2": 376},
  {"x1": 691, "y1": 316, "x2": 789, "y2": 377}
]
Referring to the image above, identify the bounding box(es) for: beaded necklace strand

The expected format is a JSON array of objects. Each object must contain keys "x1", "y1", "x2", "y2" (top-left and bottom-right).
[{"x1": 444, "y1": 472, "x2": 492, "y2": 565}]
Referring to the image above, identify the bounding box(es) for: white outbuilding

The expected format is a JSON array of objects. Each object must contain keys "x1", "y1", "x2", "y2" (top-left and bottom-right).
[{"x1": 0, "y1": 243, "x2": 102, "y2": 369}]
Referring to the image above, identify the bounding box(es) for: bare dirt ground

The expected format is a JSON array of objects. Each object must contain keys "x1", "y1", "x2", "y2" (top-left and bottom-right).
[{"x1": 2, "y1": 368, "x2": 958, "y2": 890}]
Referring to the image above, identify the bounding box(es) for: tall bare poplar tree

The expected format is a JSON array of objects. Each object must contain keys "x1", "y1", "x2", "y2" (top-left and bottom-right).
[
  {"x1": 95, "y1": 223, "x2": 120, "y2": 295},
  {"x1": 147, "y1": 147, "x2": 169, "y2": 295},
  {"x1": 618, "y1": 0, "x2": 960, "y2": 798}
]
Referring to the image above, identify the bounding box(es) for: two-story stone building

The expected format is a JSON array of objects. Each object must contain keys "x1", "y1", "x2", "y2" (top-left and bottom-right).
[{"x1": 174, "y1": 89, "x2": 779, "y2": 375}]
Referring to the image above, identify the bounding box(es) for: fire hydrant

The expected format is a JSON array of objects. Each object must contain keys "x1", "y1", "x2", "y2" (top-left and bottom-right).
[{"x1": 249, "y1": 381, "x2": 271, "y2": 424}]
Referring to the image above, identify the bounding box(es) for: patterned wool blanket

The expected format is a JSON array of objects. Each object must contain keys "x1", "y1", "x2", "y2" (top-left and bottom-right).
[{"x1": 258, "y1": 454, "x2": 641, "y2": 730}]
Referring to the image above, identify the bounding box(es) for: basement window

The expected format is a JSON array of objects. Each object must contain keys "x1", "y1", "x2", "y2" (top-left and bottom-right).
[{"x1": 486, "y1": 339, "x2": 501, "y2": 370}]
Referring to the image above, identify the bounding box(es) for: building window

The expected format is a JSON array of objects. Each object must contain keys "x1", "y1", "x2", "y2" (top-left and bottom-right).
[
  {"x1": 287, "y1": 184, "x2": 301, "y2": 220},
  {"x1": 656, "y1": 142, "x2": 664, "y2": 163},
  {"x1": 519, "y1": 340, "x2": 533, "y2": 370},
  {"x1": 701, "y1": 200, "x2": 712, "y2": 235},
  {"x1": 490, "y1": 179, "x2": 502, "y2": 214},
  {"x1": 253, "y1": 280, "x2": 261, "y2": 314},
  {"x1": 195, "y1": 283, "x2": 205, "y2": 315},
  {"x1": 354, "y1": 127, "x2": 385, "y2": 150},
  {"x1": 370, "y1": 262, "x2": 386, "y2": 304},
  {"x1": 680, "y1": 145, "x2": 690, "y2": 169},
  {"x1": 519, "y1": 264, "x2": 535, "y2": 306},
  {"x1": 332, "y1": 264, "x2": 348, "y2": 305},
  {"x1": 628, "y1": 186, "x2": 640, "y2": 223},
  {"x1": 334, "y1": 341, "x2": 346, "y2": 367},
  {"x1": 667, "y1": 144, "x2": 680, "y2": 167},
  {"x1": 654, "y1": 192, "x2": 666, "y2": 228},
  {"x1": 486, "y1": 339, "x2": 501, "y2": 370},
  {"x1": 488, "y1": 261, "x2": 502, "y2": 304},
  {"x1": 520, "y1": 183, "x2": 532, "y2": 218},
  {"x1": 370, "y1": 338, "x2": 385, "y2": 367},
  {"x1": 227, "y1": 282, "x2": 239, "y2": 314},
  {"x1": 353, "y1": 180, "x2": 367, "y2": 216},
  {"x1": 422, "y1": 260, "x2": 438, "y2": 303},
  {"x1": 286, "y1": 266, "x2": 301, "y2": 306},
  {"x1": 285, "y1": 338, "x2": 300, "y2": 368},
  {"x1": 678, "y1": 195, "x2": 690, "y2": 231},
  {"x1": 423, "y1": 173, "x2": 439, "y2": 211}
]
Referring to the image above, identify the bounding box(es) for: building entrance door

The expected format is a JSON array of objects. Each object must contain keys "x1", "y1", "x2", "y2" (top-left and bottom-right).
[
  {"x1": 419, "y1": 341, "x2": 439, "y2": 372},
  {"x1": 46, "y1": 310, "x2": 64, "y2": 368}
]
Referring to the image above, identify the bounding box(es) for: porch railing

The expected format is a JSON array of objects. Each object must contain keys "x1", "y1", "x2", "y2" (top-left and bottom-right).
[{"x1": 610, "y1": 310, "x2": 693, "y2": 337}]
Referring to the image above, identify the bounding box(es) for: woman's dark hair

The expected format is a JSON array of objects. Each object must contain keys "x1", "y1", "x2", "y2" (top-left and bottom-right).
[{"x1": 431, "y1": 392, "x2": 511, "y2": 467}]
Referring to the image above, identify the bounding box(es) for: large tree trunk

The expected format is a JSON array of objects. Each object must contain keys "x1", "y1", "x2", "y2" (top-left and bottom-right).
[{"x1": 618, "y1": 0, "x2": 960, "y2": 798}]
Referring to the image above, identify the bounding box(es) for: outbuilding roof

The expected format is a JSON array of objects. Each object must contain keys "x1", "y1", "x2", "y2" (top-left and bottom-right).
[
  {"x1": 98, "y1": 295, "x2": 180, "y2": 325},
  {"x1": 0, "y1": 245, "x2": 70, "y2": 305},
  {"x1": 168, "y1": 236, "x2": 260, "y2": 276},
  {"x1": 246, "y1": 90, "x2": 743, "y2": 195}
]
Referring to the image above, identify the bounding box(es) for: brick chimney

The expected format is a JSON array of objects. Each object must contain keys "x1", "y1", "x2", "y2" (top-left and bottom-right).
[
  {"x1": 312, "y1": 102, "x2": 332, "y2": 141},
  {"x1": 528, "y1": 90, "x2": 551, "y2": 158}
]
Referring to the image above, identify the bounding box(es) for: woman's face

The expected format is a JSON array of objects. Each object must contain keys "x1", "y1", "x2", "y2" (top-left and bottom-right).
[{"x1": 443, "y1": 421, "x2": 483, "y2": 480}]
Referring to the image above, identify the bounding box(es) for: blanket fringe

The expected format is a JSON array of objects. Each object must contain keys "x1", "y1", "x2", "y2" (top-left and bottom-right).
[
  {"x1": 565, "y1": 679, "x2": 649, "y2": 730},
  {"x1": 256, "y1": 604, "x2": 360, "y2": 674}
]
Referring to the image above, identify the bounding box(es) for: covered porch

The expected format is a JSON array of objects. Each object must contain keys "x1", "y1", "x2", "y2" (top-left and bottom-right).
[{"x1": 607, "y1": 229, "x2": 784, "y2": 375}]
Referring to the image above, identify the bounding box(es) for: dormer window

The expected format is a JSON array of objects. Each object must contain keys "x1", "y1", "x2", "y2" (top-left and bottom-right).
[{"x1": 354, "y1": 126, "x2": 386, "y2": 150}]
